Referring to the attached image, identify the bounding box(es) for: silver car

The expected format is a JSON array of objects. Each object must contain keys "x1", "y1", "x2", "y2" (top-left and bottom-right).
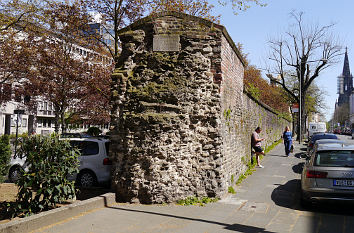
[
  {"x1": 67, "y1": 137, "x2": 112, "y2": 187},
  {"x1": 301, "y1": 144, "x2": 354, "y2": 207},
  {"x1": 307, "y1": 139, "x2": 346, "y2": 157}
]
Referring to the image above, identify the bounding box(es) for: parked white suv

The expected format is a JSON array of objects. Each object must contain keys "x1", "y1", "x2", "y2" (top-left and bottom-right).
[{"x1": 8, "y1": 137, "x2": 112, "y2": 187}]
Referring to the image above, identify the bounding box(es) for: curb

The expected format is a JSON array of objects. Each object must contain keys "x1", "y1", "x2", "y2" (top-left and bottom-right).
[{"x1": 0, "y1": 192, "x2": 116, "y2": 233}]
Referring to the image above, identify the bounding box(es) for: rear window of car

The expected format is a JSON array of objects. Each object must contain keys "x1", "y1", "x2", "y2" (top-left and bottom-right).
[
  {"x1": 312, "y1": 134, "x2": 338, "y2": 143},
  {"x1": 70, "y1": 141, "x2": 99, "y2": 156},
  {"x1": 315, "y1": 150, "x2": 354, "y2": 167}
]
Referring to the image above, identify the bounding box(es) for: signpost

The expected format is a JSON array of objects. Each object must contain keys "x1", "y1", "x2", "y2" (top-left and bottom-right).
[
  {"x1": 291, "y1": 103, "x2": 299, "y2": 113},
  {"x1": 14, "y1": 109, "x2": 25, "y2": 158}
]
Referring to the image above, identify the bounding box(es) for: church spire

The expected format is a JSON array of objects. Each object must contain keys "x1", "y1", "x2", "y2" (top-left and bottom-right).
[{"x1": 343, "y1": 47, "x2": 351, "y2": 77}]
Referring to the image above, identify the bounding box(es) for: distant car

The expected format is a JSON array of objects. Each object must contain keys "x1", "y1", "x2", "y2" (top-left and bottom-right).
[
  {"x1": 8, "y1": 137, "x2": 112, "y2": 187},
  {"x1": 301, "y1": 144, "x2": 354, "y2": 207},
  {"x1": 307, "y1": 133, "x2": 338, "y2": 155},
  {"x1": 308, "y1": 122, "x2": 326, "y2": 138}
]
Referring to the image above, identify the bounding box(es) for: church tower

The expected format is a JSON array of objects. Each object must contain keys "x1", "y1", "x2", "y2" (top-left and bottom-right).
[{"x1": 337, "y1": 48, "x2": 353, "y2": 106}]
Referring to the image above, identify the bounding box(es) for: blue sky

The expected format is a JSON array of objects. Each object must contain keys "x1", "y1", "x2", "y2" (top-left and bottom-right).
[{"x1": 210, "y1": 0, "x2": 354, "y2": 121}]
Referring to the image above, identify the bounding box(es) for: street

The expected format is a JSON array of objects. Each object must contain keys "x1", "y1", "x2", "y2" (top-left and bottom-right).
[{"x1": 31, "y1": 137, "x2": 354, "y2": 233}]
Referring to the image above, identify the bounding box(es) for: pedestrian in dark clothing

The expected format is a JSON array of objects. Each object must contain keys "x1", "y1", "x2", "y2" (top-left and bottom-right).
[
  {"x1": 283, "y1": 126, "x2": 293, "y2": 156},
  {"x1": 251, "y1": 126, "x2": 265, "y2": 168}
]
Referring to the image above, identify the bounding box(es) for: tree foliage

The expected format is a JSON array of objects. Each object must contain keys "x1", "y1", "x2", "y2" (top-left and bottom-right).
[
  {"x1": 237, "y1": 43, "x2": 289, "y2": 114},
  {"x1": 21, "y1": 2, "x2": 112, "y2": 131},
  {"x1": 0, "y1": 135, "x2": 11, "y2": 183},
  {"x1": 149, "y1": 0, "x2": 220, "y2": 22},
  {"x1": 8, "y1": 134, "x2": 80, "y2": 217}
]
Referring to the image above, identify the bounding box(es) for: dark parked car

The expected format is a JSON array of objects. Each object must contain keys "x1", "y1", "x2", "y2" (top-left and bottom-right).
[{"x1": 307, "y1": 133, "x2": 338, "y2": 155}]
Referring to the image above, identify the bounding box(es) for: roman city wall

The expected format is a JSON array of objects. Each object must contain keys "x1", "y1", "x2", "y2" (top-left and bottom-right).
[{"x1": 109, "y1": 11, "x2": 289, "y2": 204}]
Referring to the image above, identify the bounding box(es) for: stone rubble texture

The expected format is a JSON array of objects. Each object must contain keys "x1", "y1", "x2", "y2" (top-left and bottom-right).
[{"x1": 110, "y1": 12, "x2": 289, "y2": 204}]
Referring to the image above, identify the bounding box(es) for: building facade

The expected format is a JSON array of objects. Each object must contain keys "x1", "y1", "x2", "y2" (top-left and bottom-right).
[{"x1": 0, "y1": 42, "x2": 112, "y2": 136}]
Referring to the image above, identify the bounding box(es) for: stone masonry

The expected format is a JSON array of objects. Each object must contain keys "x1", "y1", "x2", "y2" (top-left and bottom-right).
[{"x1": 109, "y1": 11, "x2": 289, "y2": 204}]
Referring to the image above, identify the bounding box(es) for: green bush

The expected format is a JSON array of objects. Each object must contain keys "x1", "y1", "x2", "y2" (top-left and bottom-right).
[
  {"x1": 177, "y1": 196, "x2": 219, "y2": 206},
  {"x1": 228, "y1": 186, "x2": 236, "y2": 194},
  {"x1": 0, "y1": 135, "x2": 11, "y2": 183},
  {"x1": 8, "y1": 134, "x2": 80, "y2": 217}
]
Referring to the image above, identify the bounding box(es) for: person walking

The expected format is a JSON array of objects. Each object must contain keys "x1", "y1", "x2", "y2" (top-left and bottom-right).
[
  {"x1": 251, "y1": 126, "x2": 265, "y2": 168},
  {"x1": 283, "y1": 126, "x2": 293, "y2": 156}
]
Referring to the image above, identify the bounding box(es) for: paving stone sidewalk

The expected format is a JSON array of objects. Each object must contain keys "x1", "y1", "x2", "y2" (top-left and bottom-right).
[{"x1": 20, "y1": 142, "x2": 354, "y2": 233}]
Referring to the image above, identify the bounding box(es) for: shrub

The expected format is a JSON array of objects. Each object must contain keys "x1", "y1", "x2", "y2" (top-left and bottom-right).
[
  {"x1": 8, "y1": 134, "x2": 80, "y2": 217},
  {"x1": 228, "y1": 186, "x2": 236, "y2": 194},
  {"x1": 0, "y1": 135, "x2": 11, "y2": 183},
  {"x1": 177, "y1": 196, "x2": 219, "y2": 206}
]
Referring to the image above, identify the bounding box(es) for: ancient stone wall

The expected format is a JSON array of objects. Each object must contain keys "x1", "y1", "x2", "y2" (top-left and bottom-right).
[{"x1": 110, "y1": 12, "x2": 289, "y2": 204}]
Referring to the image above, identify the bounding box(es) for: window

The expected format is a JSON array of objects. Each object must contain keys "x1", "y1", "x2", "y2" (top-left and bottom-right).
[
  {"x1": 70, "y1": 141, "x2": 99, "y2": 156},
  {"x1": 37, "y1": 119, "x2": 42, "y2": 128},
  {"x1": 105, "y1": 142, "x2": 110, "y2": 156},
  {"x1": 22, "y1": 118, "x2": 27, "y2": 127},
  {"x1": 315, "y1": 150, "x2": 354, "y2": 167}
]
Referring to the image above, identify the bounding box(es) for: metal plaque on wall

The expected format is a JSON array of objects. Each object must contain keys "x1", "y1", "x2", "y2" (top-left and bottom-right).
[{"x1": 153, "y1": 35, "x2": 180, "y2": 52}]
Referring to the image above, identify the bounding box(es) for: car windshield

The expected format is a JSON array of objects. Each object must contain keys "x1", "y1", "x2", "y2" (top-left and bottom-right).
[{"x1": 315, "y1": 150, "x2": 354, "y2": 167}]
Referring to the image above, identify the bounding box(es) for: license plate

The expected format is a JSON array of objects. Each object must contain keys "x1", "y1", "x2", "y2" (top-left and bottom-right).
[{"x1": 333, "y1": 180, "x2": 354, "y2": 187}]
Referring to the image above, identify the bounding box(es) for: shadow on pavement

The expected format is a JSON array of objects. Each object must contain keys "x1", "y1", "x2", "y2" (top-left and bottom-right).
[
  {"x1": 107, "y1": 206, "x2": 276, "y2": 233},
  {"x1": 271, "y1": 179, "x2": 301, "y2": 210},
  {"x1": 76, "y1": 187, "x2": 112, "y2": 201},
  {"x1": 294, "y1": 152, "x2": 307, "y2": 159},
  {"x1": 271, "y1": 179, "x2": 354, "y2": 215},
  {"x1": 292, "y1": 162, "x2": 304, "y2": 174}
]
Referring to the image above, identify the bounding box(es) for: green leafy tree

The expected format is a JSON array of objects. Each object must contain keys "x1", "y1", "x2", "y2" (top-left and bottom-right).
[
  {"x1": 9, "y1": 134, "x2": 80, "y2": 217},
  {"x1": 0, "y1": 135, "x2": 11, "y2": 183}
]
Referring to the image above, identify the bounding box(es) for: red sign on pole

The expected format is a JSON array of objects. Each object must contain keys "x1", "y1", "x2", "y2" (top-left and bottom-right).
[{"x1": 292, "y1": 103, "x2": 299, "y2": 113}]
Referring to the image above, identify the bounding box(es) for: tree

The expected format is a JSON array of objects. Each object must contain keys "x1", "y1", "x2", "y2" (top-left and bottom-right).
[
  {"x1": 80, "y1": 0, "x2": 147, "y2": 59},
  {"x1": 266, "y1": 12, "x2": 342, "y2": 141},
  {"x1": 218, "y1": 0, "x2": 265, "y2": 15},
  {"x1": 23, "y1": 2, "x2": 111, "y2": 132},
  {"x1": 148, "y1": 0, "x2": 220, "y2": 22},
  {"x1": 0, "y1": 32, "x2": 33, "y2": 105},
  {"x1": 236, "y1": 43, "x2": 290, "y2": 114}
]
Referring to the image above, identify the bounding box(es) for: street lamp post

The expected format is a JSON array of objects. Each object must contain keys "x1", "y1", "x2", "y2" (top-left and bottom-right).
[{"x1": 299, "y1": 72, "x2": 302, "y2": 144}]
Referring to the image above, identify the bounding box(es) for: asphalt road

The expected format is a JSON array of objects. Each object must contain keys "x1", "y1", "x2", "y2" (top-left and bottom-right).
[{"x1": 30, "y1": 139, "x2": 354, "y2": 233}]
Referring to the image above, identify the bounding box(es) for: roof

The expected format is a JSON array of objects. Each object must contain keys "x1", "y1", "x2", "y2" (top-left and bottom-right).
[
  {"x1": 117, "y1": 11, "x2": 245, "y2": 67},
  {"x1": 315, "y1": 139, "x2": 345, "y2": 144},
  {"x1": 317, "y1": 143, "x2": 354, "y2": 151}
]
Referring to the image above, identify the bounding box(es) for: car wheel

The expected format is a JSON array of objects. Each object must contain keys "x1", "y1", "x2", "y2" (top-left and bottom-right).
[
  {"x1": 8, "y1": 166, "x2": 23, "y2": 183},
  {"x1": 76, "y1": 171, "x2": 97, "y2": 187}
]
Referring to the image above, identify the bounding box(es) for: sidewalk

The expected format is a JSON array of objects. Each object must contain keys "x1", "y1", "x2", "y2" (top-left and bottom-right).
[{"x1": 6, "y1": 142, "x2": 353, "y2": 233}]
